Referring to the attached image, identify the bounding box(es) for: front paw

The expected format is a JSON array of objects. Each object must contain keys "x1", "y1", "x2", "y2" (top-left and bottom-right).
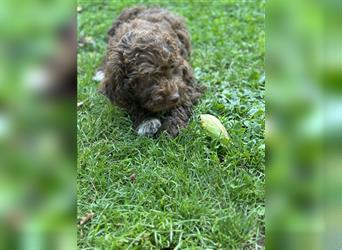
[{"x1": 137, "y1": 118, "x2": 161, "y2": 136}]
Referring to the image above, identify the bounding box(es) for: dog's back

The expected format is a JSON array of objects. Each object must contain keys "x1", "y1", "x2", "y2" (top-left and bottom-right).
[{"x1": 108, "y1": 6, "x2": 191, "y2": 59}]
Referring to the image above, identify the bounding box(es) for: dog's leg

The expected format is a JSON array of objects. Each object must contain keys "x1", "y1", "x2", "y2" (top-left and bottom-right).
[
  {"x1": 160, "y1": 106, "x2": 192, "y2": 137},
  {"x1": 130, "y1": 109, "x2": 161, "y2": 136}
]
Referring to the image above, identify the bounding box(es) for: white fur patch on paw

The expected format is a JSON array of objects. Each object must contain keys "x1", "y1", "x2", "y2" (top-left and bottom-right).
[
  {"x1": 92, "y1": 70, "x2": 104, "y2": 82},
  {"x1": 137, "y1": 119, "x2": 161, "y2": 136}
]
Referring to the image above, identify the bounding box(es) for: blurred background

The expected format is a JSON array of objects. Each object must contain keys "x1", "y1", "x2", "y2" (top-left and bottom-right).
[
  {"x1": 0, "y1": 0, "x2": 341, "y2": 249},
  {"x1": 267, "y1": 0, "x2": 342, "y2": 249},
  {"x1": 0, "y1": 0, "x2": 76, "y2": 249}
]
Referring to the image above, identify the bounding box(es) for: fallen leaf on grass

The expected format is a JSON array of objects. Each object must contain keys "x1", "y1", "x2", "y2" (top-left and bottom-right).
[
  {"x1": 130, "y1": 173, "x2": 136, "y2": 183},
  {"x1": 78, "y1": 212, "x2": 94, "y2": 226},
  {"x1": 78, "y1": 212, "x2": 94, "y2": 238}
]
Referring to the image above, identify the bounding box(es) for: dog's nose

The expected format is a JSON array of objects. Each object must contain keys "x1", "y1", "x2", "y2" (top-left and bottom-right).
[{"x1": 169, "y1": 93, "x2": 180, "y2": 103}]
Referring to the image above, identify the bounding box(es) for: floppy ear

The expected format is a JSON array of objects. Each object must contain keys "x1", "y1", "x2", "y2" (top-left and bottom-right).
[
  {"x1": 101, "y1": 31, "x2": 137, "y2": 107},
  {"x1": 100, "y1": 48, "x2": 127, "y2": 106}
]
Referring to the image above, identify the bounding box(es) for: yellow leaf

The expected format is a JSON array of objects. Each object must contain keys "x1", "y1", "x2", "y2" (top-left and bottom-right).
[{"x1": 200, "y1": 114, "x2": 229, "y2": 144}]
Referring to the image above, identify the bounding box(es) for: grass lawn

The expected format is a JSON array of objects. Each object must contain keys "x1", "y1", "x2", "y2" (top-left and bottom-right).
[{"x1": 77, "y1": 0, "x2": 265, "y2": 249}]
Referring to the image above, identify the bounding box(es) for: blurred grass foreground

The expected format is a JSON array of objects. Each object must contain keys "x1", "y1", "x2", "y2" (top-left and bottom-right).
[
  {"x1": 267, "y1": 0, "x2": 342, "y2": 249},
  {"x1": 0, "y1": 0, "x2": 341, "y2": 249},
  {"x1": 0, "y1": 0, "x2": 76, "y2": 249}
]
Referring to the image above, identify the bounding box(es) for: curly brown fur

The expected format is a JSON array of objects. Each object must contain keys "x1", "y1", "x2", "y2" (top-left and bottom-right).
[{"x1": 98, "y1": 6, "x2": 205, "y2": 137}]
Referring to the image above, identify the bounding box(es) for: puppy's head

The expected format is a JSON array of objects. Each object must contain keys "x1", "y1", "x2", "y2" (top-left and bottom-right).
[{"x1": 102, "y1": 22, "x2": 197, "y2": 113}]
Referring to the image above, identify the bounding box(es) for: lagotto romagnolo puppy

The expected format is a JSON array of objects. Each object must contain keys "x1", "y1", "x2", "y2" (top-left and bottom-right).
[{"x1": 94, "y1": 6, "x2": 205, "y2": 137}]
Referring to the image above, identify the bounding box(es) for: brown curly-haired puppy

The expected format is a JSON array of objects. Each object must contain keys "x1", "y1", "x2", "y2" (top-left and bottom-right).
[{"x1": 95, "y1": 6, "x2": 205, "y2": 137}]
